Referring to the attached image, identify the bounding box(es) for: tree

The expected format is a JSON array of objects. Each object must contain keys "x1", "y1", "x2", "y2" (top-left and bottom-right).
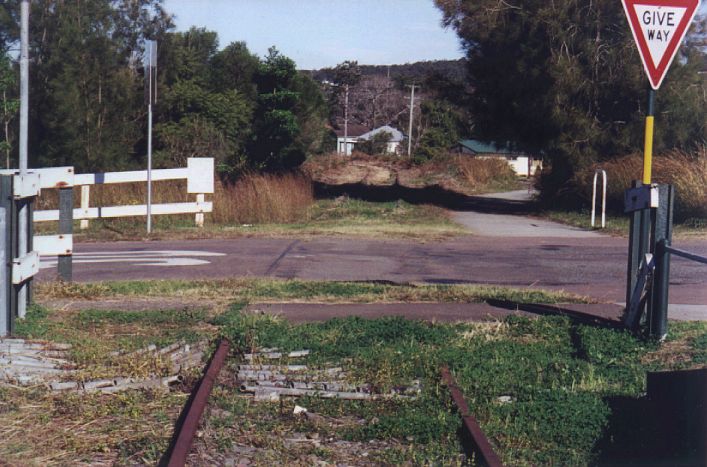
[
  {"x1": 155, "y1": 28, "x2": 254, "y2": 172},
  {"x1": 436, "y1": 0, "x2": 706, "y2": 198},
  {"x1": 358, "y1": 130, "x2": 392, "y2": 155},
  {"x1": 415, "y1": 100, "x2": 466, "y2": 160},
  {"x1": 1, "y1": 0, "x2": 173, "y2": 172},
  {"x1": 249, "y1": 47, "x2": 327, "y2": 171},
  {"x1": 0, "y1": 53, "x2": 18, "y2": 168}
]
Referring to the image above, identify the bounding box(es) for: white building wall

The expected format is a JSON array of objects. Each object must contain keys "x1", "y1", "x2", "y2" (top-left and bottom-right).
[{"x1": 336, "y1": 137, "x2": 357, "y2": 156}]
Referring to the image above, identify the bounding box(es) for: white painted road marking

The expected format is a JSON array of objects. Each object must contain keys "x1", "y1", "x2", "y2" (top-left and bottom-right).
[{"x1": 39, "y1": 250, "x2": 226, "y2": 269}]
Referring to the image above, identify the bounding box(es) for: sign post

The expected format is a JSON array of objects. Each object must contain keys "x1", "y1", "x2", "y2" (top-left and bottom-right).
[
  {"x1": 144, "y1": 40, "x2": 157, "y2": 235},
  {"x1": 621, "y1": 0, "x2": 700, "y2": 339},
  {"x1": 621, "y1": 0, "x2": 700, "y2": 183}
]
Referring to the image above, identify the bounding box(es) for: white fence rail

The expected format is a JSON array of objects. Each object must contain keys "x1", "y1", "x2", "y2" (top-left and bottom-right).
[
  {"x1": 0, "y1": 158, "x2": 214, "y2": 282},
  {"x1": 33, "y1": 158, "x2": 214, "y2": 228}
]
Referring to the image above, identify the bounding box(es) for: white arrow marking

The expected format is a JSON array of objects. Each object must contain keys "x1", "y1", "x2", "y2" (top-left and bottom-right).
[{"x1": 39, "y1": 250, "x2": 225, "y2": 269}]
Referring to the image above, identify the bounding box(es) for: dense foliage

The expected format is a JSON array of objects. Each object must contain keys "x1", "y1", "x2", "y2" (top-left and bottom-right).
[
  {"x1": 435, "y1": 0, "x2": 706, "y2": 201},
  {"x1": 0, "y1": 0, "x2": 328, "y2": 174}
]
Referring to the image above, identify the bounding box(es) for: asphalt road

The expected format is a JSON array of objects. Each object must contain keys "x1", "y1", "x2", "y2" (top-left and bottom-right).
[
  {"x1": 36, "y1": 189, "x2": 707, "y2": 307},
  {"x1": 38, "y1": 235, "x2": 707, "y2": 305}
]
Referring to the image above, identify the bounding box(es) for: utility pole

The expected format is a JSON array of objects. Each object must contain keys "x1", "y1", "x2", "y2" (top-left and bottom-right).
[
  {"x1": 406, "y1": 84, "x2": 417, "y2": 157},
  {"x1": 342, "y1": 84, "x2": 349, "y2": 156},
  {"x1": 17, "y1": 0, "x2": 29, "y2": 317}
]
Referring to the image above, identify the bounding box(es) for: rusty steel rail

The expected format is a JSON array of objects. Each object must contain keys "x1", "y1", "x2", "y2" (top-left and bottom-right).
[
  {"x1": 440, "y1": 366, "x2": 504, "y2": 467},
  {"x1": 162, "y1": 339, "x2": 231, "y2": 467}
]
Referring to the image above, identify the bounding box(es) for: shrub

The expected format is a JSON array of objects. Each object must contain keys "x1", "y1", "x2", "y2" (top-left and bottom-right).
[{"x1": 573, "y1": 147, "x2": 707, "y2": 221}]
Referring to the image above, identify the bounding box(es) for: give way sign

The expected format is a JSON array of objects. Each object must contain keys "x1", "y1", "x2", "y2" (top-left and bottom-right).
[{"x1": 622, "y1": 0, "x2": 701, "y2": 89}]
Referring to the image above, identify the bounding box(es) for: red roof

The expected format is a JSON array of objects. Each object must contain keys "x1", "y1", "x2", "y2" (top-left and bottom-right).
[{"x1": 333, "y1": 124, "x2": 370, "y2": 138}]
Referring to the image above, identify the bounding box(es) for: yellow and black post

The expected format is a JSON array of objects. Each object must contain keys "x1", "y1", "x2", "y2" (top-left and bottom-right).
[
  {"x1": 625, "y1": 87, "x2": 673, "y2": 340},
  {"x1": 642, "y1": 89, "x2": 655, "y2": 185}
]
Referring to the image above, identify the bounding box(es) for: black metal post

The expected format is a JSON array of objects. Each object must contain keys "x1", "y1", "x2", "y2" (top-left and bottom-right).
[
  {"x1": 58, "y1": 187, "x2": 73, "y2": 281},
  {"x1": 26, "y1": 198, "x2": 33, "y2": 305},
  {"x1": 0, "y1": 176, "x2": 10, "y2": 336},
  {"x1": 626, "y1": 180, "x2": 643, "y2": 315},
  {"x1": 2, "y1": 176, "x2": 16, "y2": 334},
  {"x1": 650, "y1": 185, "x2": 674, "y2": 340}
]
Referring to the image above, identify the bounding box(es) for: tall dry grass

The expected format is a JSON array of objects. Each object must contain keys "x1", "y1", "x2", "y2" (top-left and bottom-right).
[
  {"x1": 455, "y1": 156, "x2": 518, "y2": 187},
  {"x1": 213, "y1": 173, "x2": 314, "y2": 224},
  {"x1": 36, "y1": 173, "x2": 316, "y2": 226},
  {"x1": 576, "y1": 148, "x2": 707, "y2": 220}
]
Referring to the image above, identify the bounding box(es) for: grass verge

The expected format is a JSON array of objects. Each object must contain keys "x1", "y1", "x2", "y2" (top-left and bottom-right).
[
  {"x1": 35, "y1": 277, "x2": 593, "y2": 305},
  {"x1": 37, "y1": 198, "x2": 466, "y2": 242},
  {"x1": 2, "y1": 278, "x2": 703, "y2": 464},
  {"x1": 0, "y1": 303, "x2": 215, "y2": 465},
  {"x1": 539, "y1": 209, "x2": 707, "y2": 239}
]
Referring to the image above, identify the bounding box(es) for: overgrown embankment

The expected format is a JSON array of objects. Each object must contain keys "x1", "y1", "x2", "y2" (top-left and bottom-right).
[
  {"x1": 302, "y1": 152, "x2": 520, "y2": 203},
  {"x1": 562, "y1": 149, "x2": 707, "y2": 222}
]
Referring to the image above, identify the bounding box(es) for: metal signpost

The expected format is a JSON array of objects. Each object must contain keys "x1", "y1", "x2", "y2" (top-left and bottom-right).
[
  {"x1": 621, "y1": 0, "x2": 701, "y2": 339},
  {"x1": 145, "y1": 40, "x2": 157, "y2": 234}
]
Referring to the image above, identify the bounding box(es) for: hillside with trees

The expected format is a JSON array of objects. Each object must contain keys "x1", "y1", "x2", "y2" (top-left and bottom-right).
[{"x1": 435, "y1": 0, "x2": 706, "y2": 202}]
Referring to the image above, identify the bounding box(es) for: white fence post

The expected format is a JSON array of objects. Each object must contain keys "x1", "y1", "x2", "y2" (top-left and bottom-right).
[
  {"x1": 80, "y1": 185, "x2": 90, "y2": 230},
  {"x1": 591, "y1": 169, "x2": 607, "y2": 229},
  {"x1": 195, "y1": 193, "x2": 205, "y2": 227},
  {"x1": 187, "y1": 158, "x2": 214, "y2": 229}
]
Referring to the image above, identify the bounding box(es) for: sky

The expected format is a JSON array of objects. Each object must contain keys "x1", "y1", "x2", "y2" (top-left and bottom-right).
[{"x1": 162, "y1": 0, "x2": 464, "y2": 70}]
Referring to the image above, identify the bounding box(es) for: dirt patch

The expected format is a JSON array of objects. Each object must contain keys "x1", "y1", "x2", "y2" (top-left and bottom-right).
[{"x1": 303, "y1": 152, "x2": 522, "y2": 199}]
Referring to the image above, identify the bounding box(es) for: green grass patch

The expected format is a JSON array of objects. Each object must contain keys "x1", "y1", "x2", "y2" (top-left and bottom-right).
[
  {"x1": 13, "y1": 304, "x2": 212, "y2": 379},
  {"x1": 53, "y1": 198, "x2": 467, "y2": 242},
  {"x1": 75, "y1": 307, "x2": 207, "y2": 326},
  {"x1": 214, "y1": 307, "x2": 707, "y2": 465},
  {"x1": 3, "y1": 302, "x2": 214, "y2": 465},
  {"x1": 539, "y1": 208, "x2": 707, "y2": 239}
]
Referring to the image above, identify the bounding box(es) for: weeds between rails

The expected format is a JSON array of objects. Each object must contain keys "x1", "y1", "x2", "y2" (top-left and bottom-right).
[{"x1": 4, "y1": 282, "x2": 705, "y2": 465}]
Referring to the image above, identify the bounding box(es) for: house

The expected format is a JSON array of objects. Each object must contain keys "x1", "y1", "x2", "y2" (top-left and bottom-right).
[
  {"x1": 455, "y1": 139, "x2": 542, "y2": 177},
  {"x1": 334, "y1": 124, "x2": 369, "y2": 156},
  {"x1": 334, "y1": 124, "x2": 405, "y2": 156},
  {"x1": 358, "y1": 125, "x2": 405, "y2": 155}
]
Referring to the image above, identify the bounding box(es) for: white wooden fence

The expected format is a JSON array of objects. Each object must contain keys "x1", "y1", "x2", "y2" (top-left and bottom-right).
[
  {"x1": 1, "y1": 158, "x2": 213, "y2": 262},
  {"x1": 33, "y1": 157, "x2": 214, "y2": 227}
]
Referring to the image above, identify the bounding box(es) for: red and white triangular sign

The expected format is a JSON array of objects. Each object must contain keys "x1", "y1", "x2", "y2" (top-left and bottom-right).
[{"x1": 622, "y1": 0, "x2": 701, "y2": 89}]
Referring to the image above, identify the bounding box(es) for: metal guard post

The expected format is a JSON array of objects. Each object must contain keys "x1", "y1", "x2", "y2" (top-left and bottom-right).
[{"x1": 591, "y1": 169, "x2": 607, "y2": 228}]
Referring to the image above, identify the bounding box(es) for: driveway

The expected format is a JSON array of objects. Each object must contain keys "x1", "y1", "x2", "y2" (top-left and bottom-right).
[{"x1": 452, "y1": 189, "x2": 603, "y2": 238}]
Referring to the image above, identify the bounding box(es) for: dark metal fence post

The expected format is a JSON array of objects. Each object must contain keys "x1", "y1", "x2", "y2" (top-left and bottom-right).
[
  {"x1": 650, "y1": 185, "x2": 674, "y2": 340},
  {"x1": 58, "y1": 187, "x2": 73, "y2": 281},
  {"x1": 27, "y1": 198, "x2": 33, "y2": 304},
  {"x1": 0, "y1": 206, "x2": 5, "y2": 336},
  {"x1": 626, "y1": 181, "x2": 642, "y2": 308},
  {"x1": 1, "y1": 175, "x2": 14, "y2": 335}
]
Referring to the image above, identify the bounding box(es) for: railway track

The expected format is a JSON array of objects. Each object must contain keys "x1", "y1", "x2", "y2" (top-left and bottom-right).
[{"x1": 160, "y1": 340, "x2": 503, "y2": 466}]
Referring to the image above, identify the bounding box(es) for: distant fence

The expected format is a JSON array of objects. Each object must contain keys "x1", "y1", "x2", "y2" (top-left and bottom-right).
[{"x1": 0, "y1": 158, "x2": 214, "y2": 281}]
